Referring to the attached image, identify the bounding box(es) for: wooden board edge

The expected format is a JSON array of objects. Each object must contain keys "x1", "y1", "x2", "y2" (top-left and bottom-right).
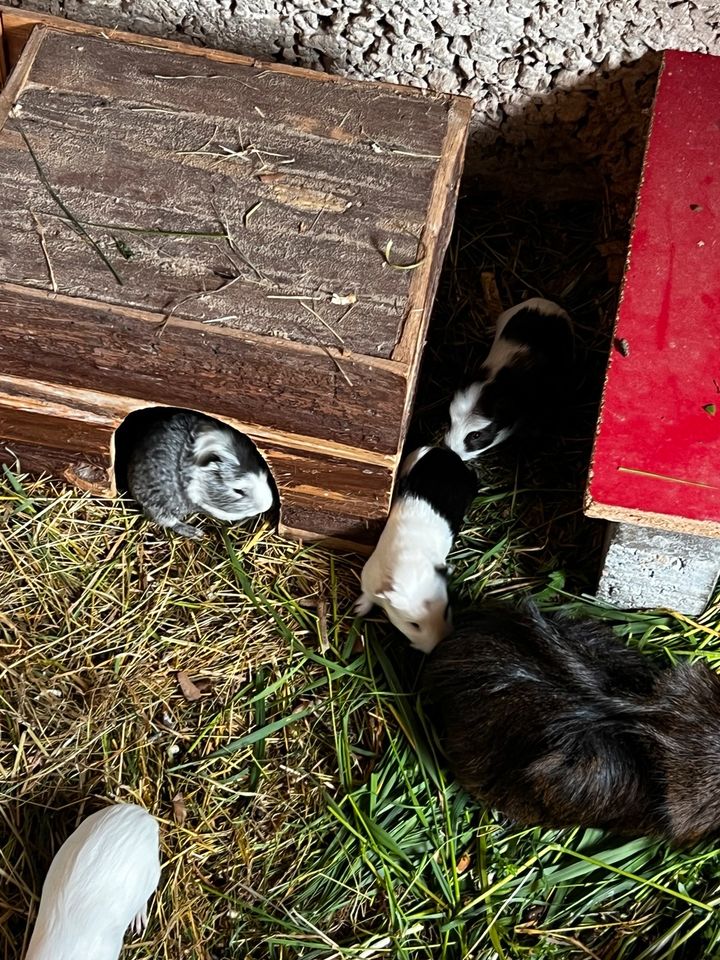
[
  {"x1": 0, "y1": 372, "x2": 397, "y2": 469},
  {"x1": 0, "y1": 280, "x2": 408, "y2": 379},
  {"x1": 0, "y1": 21, "x2": 45, "y2": 128},
  {"x1": 0, "y1": 11, "x2": 6, "y2": 86},
  {"x1": 391, "y1": 96, "x2": 473, "y2": 369},
  {"x1": 584, "y1": 495, "x2": 720, "y2": 540},
  {"x1": 0, "y1": 6, "x2": 470, "y2": 107},
  {"x1": 388, "y1": 97, "x2": 472, "y2": 458},
  {"x1": 278, "y1": 522, "x2": 374, "y2": 555}
]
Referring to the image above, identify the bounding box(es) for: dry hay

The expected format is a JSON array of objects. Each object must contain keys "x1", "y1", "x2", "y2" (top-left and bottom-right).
[{"x1": 0, "y1": 476, "x2": 372, "y2": 958}]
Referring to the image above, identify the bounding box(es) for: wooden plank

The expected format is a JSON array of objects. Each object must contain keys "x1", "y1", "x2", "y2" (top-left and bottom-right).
[
  {"x1": 0, "y1": 373, "x2": 392, "y2": 516},
  {"x1": 260, "y1": 443, "x2": 390, "y2": 517},
  {"x1": 0, "y1": 11, "x2": 6, "y2": 86},
  {"x1": 0, "y1": 8, "x2": 457, "y2": 103},
  {"x1": 0, "y1": 437, "x2": 112, "y2": 493},
  {"x1": 0, "y1": 27, "x2": 460, "y2": 359},
  {"x1": 392, "y1": 100, "x2": 472, "y2": 367},
  {"x1": 0, "y1": 282, "x2": 408, "y2": 455},
  {"x1": 0, "y1": 370, "x2": 397, "y2": 468},
  {"x1": 585, "y1": 501, "x2": 720, "y2": 540},
  {"x1": 27, "y1": 30, "x2": 450, "y2": 155},
  {"x1": 390, "y1": 99, "x2": 472, "y2": 456},
  {"x1": 0, "y1": 403, "x2": 114, "y2": 455},
  {"x1": 0, "y1": 21, "x2": 43, "y2": 126},
  {"x1": 586, "y1": 50, "x2": 720, "y2": 536},
  {"x1": 279, "y1": 498, "x2": 383, "y2": 547}
]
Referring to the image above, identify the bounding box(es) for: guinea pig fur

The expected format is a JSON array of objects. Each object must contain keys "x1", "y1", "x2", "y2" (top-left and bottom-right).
[
  {"x1": 127, "y1": 410, "x2": 275, "y2": 539},
  {"x1": 445, "y1": 298, "x2": 574, "y2": 460},
  {"x1": 355, "y1": 445, "x2": 477, "y2": 653},
  {"x1": 26, "y1": 803, "x2": 161, "y2": 960},
  {"x1": 425, "y1": 604, "x2": 720, "y2": 846}
]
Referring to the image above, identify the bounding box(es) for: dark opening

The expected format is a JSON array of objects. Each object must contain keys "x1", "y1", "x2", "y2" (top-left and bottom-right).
[{"x1": 113, "y1": 406, "x2": 279, "y2": 522}]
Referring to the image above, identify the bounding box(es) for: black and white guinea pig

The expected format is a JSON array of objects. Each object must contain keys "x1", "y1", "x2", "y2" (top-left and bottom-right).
[
  {"x1": 26, "y1": 803, "x2": 161, "y2": 960},
  {"x1": 444, "y1": 297, "x2": 574, "y2": 460},
  {"x1": 355, "y1": 445, "x2": 477, "y2": 653},
  {"x1": 127, "y1": 410, "x2": 275, "y2": 539},
  {"x1": 425, "y1": 603, "x2": 720, "y2": 846}
]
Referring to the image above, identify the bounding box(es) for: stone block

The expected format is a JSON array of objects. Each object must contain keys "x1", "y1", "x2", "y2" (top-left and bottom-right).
[{"x1": 597, "y1": 523, "x2": 720, "y2": 616}]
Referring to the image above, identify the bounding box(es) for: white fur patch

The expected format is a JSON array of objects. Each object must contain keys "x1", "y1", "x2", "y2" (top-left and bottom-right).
[
  {"x1": 199, "y1": 471, "x2": 274, "y2": 522},
  {"x1": 358, "y1": 495, "x2": 453, "y2": 653},
  {"x1": 444, "y1": 298, "x2": 571, "y2": 461},
  {"x1": 25, "y1": 804, "x2": 160, "y2": 960},
  {"x1": 444, "y1": 382, "x2": 512, "y2": 460},
  {"x1": 193, "y1": 427, "x2": 239, "y2": 466},
  {"x1": 445, "y1": 383, "x2": 487, "y2": 459}
]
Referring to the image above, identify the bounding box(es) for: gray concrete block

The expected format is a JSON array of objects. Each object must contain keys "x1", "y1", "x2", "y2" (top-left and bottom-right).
[{"x1": 597, "y1": 522, "x2": 720, "y2": 616}]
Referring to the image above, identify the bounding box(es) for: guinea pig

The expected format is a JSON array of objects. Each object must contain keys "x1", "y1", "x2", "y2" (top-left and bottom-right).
[
  {"x1": 444, "y1": 297, "x2": 574, "y2": 460},
  {"x1": 355, "y1": 445, "x2": 477, "y2": 653},
  {"x1": 425, "y1": 603, "x2": 720, "y2": 846},
  {"x1": 26, "y1": 803, "x2": 161, "y2": 960},
  {"x1": 126, "y1": 409, "x2": 275, "y2": 539}
]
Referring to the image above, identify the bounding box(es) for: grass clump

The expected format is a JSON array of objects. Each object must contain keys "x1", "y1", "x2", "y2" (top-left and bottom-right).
[{"x1": 2, "y1": 471, "x2": 720, "y2": 960}]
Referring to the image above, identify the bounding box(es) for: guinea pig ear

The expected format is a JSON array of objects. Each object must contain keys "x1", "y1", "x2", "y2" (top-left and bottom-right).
[
  {"x1": 193, "y1": 427, "x2": 239, "y2": 467},
  {"x1": 195, "y1": 450, "x2": 222, "y2": 468}
]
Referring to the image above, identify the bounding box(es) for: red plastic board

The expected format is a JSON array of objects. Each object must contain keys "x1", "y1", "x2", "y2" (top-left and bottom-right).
[{"x1": 586, "y1": 50, "x2": 720, "y2": 537}]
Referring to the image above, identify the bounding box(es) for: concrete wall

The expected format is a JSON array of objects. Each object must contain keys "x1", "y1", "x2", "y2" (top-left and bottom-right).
[{"x1": 12, "y1": 0, "x2": 720, "y2": 205}]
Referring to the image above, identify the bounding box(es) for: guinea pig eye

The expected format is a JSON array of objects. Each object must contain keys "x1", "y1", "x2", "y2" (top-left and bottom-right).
[
  {"x1": 233, "y1": 487, "x2": 246, "y2": 497},
  {"x1": 465, "y1": 426, "x2": 497, "y2": 448},
  {"x1": 408, "y1": 621, "x2": 420, "y2": 631}
]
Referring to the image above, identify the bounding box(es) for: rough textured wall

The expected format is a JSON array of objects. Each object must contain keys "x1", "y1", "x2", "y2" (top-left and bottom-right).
[{"x1": 10, "y1": 1, "x2": 720, "y2": 206}]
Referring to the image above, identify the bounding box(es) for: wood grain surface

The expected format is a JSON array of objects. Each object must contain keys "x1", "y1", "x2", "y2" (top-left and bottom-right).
[
  {"x1": 0, "y1": 282, "x2": 407, "y2": 454},
  {"x1": 0, "y1": 27, "x2": 457, "y2": 358}
]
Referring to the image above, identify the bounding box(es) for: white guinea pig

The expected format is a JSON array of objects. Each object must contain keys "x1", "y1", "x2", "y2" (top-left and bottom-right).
[
  {"x1": 445, "y1": 297, "x2": 574, "y2": 460},
  {"x1": 26, "y1": 803, "x2": 161, "y2": 960},
  {"x1": 355, "y1": 445, "x2": 477, "y2": 653}
]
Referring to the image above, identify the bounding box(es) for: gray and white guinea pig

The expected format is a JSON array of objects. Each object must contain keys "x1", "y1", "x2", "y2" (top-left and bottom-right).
[
  {"x1": 127, "y1": 410, "x2": 275, "y2": 539},
  {"x1": 445, "y1": 297, "x2": 574, "y2": 460},
  {"x1": 26, "y1": 803, "x2": 161, "y2": 960},
  {"x1": 425, "y1": 603, "x2": 720, "y2": 846},
  {"x1": 355, "y1": 445, "x2": 477, "y2": 654}
]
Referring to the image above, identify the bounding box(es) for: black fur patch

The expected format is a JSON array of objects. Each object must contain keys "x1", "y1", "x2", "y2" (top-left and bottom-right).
[
  {"x1": 398, "y1": 447, "x2": 477, "y2": 537},
  {"x1": 423, "y1": 602, "x2": 720, "y2": 843},
  {"x1": 464, "y1": 422, "x2": 501, "y2": 453},
  {"x1": 500, "y1": 306, "x2": 574, "y2": 360}
]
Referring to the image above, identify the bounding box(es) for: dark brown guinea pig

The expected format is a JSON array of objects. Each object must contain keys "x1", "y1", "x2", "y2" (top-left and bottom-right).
[{"x1": 424, "y1": 603, "x2": 720, "y2": 846}]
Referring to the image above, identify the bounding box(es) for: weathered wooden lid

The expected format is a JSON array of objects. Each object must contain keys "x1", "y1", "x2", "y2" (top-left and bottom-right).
[
  {"x1": 0, "y1": 26, "x2": 465, "y2": 359},
  {"x1": 586, "y1": 50, "x2": 720, "y2": 538}
]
